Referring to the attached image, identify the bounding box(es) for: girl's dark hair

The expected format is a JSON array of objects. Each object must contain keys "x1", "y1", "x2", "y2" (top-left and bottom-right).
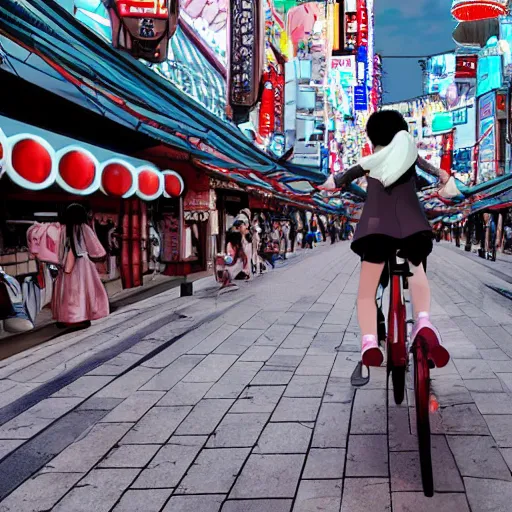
[
  {"x1": 226, "y1": 229, "x2": 242, "y2": 251},
  {"x1": 64, "y1": 203, "x2": 88, "y2": 257},
  {"x1": 366, "y1": 110, "x2": 408, "y2": 147}
]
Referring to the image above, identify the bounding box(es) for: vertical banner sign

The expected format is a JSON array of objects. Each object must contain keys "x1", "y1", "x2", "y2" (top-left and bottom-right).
[
  {"x1": 354, "y1": 46, "x2": 368, "y2": 111},
  {"x1": 229, "y1": 0, "x2": 264, "y2": 109},
  {"x1": 356, "y1": 0, "x2": 368, "y2": 48},
  {"x1": 478, "y1": 91, "x2": 497, "y2": 183}
]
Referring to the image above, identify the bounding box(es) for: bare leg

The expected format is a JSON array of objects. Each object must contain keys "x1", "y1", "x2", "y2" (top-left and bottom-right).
[{"x1": 357, "y1": 261, "x2": 386, "y2": 337}]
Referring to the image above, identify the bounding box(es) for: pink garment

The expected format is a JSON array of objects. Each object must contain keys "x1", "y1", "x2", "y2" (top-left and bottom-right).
[
  {"x1": 52, "y1": 224, "x2": 109, "y2": 324},
  {"x1": 27, "y1": 223, "x2": 63, "y2": 265}
]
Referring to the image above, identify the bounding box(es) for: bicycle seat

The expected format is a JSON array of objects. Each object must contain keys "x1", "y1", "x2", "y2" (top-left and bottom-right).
[{"x1": 388, "y1": 252, "x2": 412, "y2": 277}]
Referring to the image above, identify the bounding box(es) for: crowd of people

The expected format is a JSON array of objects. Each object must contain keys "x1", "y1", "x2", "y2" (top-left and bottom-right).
[{"x1": 215, "y1": 209, "x2": 352, "y2": 291}]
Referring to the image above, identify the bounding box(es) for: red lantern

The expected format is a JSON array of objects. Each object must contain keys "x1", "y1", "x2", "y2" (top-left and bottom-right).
[
  {"x1": 102, "y1": 162, "x2": 134, "y2": 197},
  {"x1": 138, "y1": 168, "x2": 162, "y2": 200},
  {"x1": 11, "y1": 138, "x2": 52, "y2": 184},
  {"x1": 451, "y1": 0, "x2": 507, "y2": 22},
  {"x1": 163, "y1": 171, "x2": 184, "y2": 197},
  {"x1": 59, "y1": 150, "x2": 96, "y2": 191},
  {"x1": 0, "y1": 142, "x2": 3, "y2": 161}
]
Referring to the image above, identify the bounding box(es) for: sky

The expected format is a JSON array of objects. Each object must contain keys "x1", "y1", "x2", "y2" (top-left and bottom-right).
[{"x1": 374, "y1": 0, "x2": 457, "y2": 104}]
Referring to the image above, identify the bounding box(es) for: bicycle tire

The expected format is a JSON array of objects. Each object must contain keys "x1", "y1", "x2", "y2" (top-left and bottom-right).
[
  {"x1": 391, "y1": 366, "x2": 406, "y2": 405},
  {"x1": 414, "y1": 341, "x2": 434, "y2": 497}
]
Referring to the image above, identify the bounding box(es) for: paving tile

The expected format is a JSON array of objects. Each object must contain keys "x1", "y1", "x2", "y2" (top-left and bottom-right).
[
  {"x1": 157, "y1": 382, "x2": 213, "y2": 406},
  {"x1": 99, "y1": 444, "x2": 160, "y2": 468},
  {"x1": 472, "y1": 392, "x2": 512, "y2": 414},
  {"x1": 141, "y1": 356, "x2": 206, "y2": 391},
  {"x1": 390, "y1": 452, "x2": 422, "y2": 492},
  {"x1": 52, "y1": 376, "x2": 114, "y2": 398},
  {"x1": 95, "y1": 368, "x2": 160, "y2": 398},
  {"x1": 174, "y1": 399, "x2": 234, "y2": 435},
  {"x1": 350, "y1": 389, "x2": 387, "y2": 434},
  {"x1": 342, "y1": 478, "x2": 391, "y2": 512},
  {"x1": 388, "y1": 407, "x2": 417, "y2": 452},
  {"x1": 221, "y1": 500, "x2": 292, "y2": 512},
  {"x1": 0, "y1": 397, "x2": 83, "y2": 439},
  {"x1": 484, "y1": 415, "x2": 512, "y2": 447},
  {"x1": 231, "y1": 386, "x2": 285, "y2": 414},
  {"x1": 293, "y1": 479, "x2": 341, "y2": 512},
  {"x1": 177, "y1": 448, "x2": 250, "y2": 494},
  {"x1": 256, "y1": 325, "x2": 294, "y2": 347},
  {"x1": 431, "y1": 377, "x2": 473, "y2": 406},
  {"x1": 164, "y1": 495, "x2": 225, "y2": 512},
  {"x1": 121, "y1": 406, "x2": 191, "y2": 444},
  {"x1": 230, "y1": 454, "x2": 304, "y2": 499},
  {"x1": 182, "y1": 355, "x2": 238, "y2": 383},
  {"x1": 271, "y1": 397, "x2": 321, "y2": 422},
  {"x1": 346, "y1": 435, "x2": 388, "y2": 477},
  {"x1": 447, "y1": 435, "x2": 511, "y2": 481},
  {"x1": 275, "y1": 312, "x2": 303, "y2": 326},
  {"x1": 501, "y1": 448, "x2": 512, "y2": 471},
  {"x1": 251, "y1": 370, "x2": 294, "y2": 386},
  {"x1": 42, "y1": 423, "x2": 133, "y2": 473},
  {"x1": 479, "y1": 349, "x2": 511, "y2": 361},
  {"x1": 255, "y1": 422, "x2": 313, "y2": 454},
  {"x1": 100, "y1": 391, "x2": 165, "y2": 423},
  {"x1": 453, "y1": 359, "x2": 495, "y2": 379},
  {"x1": 206, "y1": 362, "x2": 262, "y2": 399},
  {"x1": 214, "y1": 330, "x2": 264, "y2": 356},
  {"x1": 284, "y1": 375, "x2": 328, "y2": 398},
  {"x1": 113, "y1": 489, "x2": 173, "y2": 512},
  {"x1": 207, "y1": 413, "x2": 269, "y2": 448},
  {"x1": 312, "y1": 402, "x2": 351, "y2": 448},
  {"x1": 392, "y1": 492, "x2": 470, "y2": 512},
  {"x1": 464, "y1": 378, "x2": 504, "y2": 392},
  {"x1": 0, "y1": 472, "x2": 82, "y2": 512},
  {"x1": 438, "y1": 404, "x2": 490, "y2": 435},
  {"x1": 303, "y1": 448, "x2": 345, "y2": 479},
  {"x1": 187, "y1": 324, "x2": 239, "y2": 354},
  {"x1": 239, "y1": 346, "x2": 277, "y2": 362},
  {"x1": 431, "y1": 435, "x2": 465, "y2": 492},
  {"x1": 464, "y1": 477, "x2": 512, "y2": 512},
  {"x1": 52, "y1": 469, "x2": 139, "y2": 512},
  {"x1": 132, "y1": 436, "x2": 206, "y2": 488},
  {"x1": 323, "y1": 377, "x2": 354, "y2": 403},
  {"x1": 295, "y1": 355, "x2": 336, "y2": 376},
  {"x1": 266, "y1": 349, "x2": 306, "y2": 369},
  {"x1": 0, "y1": 440, "x2": 24, "y2": 461}
]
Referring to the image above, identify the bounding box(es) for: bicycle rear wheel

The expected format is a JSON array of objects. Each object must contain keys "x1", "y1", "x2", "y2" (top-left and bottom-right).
[{"x1": 414, "y1": 341, "x2": 434, "y2": 497}]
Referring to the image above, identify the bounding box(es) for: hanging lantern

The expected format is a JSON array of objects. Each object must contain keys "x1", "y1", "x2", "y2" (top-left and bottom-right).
[
  {"x1": 163, "y1": 170, "x2": 184, "y2": 198},
  {"x1": 56, "y1": 147, "x2": 100, "y2": 195},
  {"x1": 451, "y1": 0, "x2": 507, "y2": 22},
  {"x1": 101, "y1": 160, "x2": 137, "y2": 198},
  {"x1": 0, "y1": 128, "x2": 7, "y2": 179},
  {"x1": 137, "y1": 167, "x2": 164, "y2": 201},
  {"x1": 6, "y1": 134, "x2": 57, "y2": 190},
  {"x1": 259, "y1": 77, "x2": 275, "y2": 138},
  {"x1": 108, "y1": 0, "x2": 180, "y2": 63}
]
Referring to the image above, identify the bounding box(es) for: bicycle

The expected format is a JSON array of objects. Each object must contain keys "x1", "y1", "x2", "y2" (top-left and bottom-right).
[{"x1": 351, "y1": 253, "x2": 435, "y2": 497}]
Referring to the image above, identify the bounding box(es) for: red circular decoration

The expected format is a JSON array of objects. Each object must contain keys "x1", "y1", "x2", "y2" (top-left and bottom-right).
[
  {"x1": 138, "y1": 169, "x2": 160, "y2": 197},
  {"x1": 11, "y1": 139, "x2": 52, "y2": 184},
  {"x1": 451, "y1": 1, "x2": 507, "y2": 22},
  {"x1": 164, "y1": 173, "x2": 182, "y2": 197},
  {"x1": 0, "y1": 143, "x2": 3, "y2": 160},
  {"x1": 59, "y1": 151, "x2": 96, "y2": 190},
  {"x1": 102, "y1": 163, "x2": 133, "y2": 196}
]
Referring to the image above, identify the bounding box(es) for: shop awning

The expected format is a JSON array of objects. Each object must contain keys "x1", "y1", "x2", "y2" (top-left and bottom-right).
[
  {"x1": 452, "y1": 19, "x2": 499, "y2": 48},
  {"x1": 0, "y1": 115, "x2": 184, "y2": 200}
]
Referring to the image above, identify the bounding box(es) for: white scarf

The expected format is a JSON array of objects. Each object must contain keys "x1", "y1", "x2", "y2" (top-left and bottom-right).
[{"x1": 359, "y1": 130, "x2": 418, "y2": 188}]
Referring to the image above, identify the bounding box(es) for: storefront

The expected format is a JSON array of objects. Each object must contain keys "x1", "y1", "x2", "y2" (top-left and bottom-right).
[{"x1": 0, "y1": 116, "x2": 185, "y2": 290}]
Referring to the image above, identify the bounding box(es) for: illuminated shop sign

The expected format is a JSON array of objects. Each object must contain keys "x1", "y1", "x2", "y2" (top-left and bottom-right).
[
  {"x1": 330, "y1": 56, "x2": 357, "y2": 87},
  {"x1": 477, "y1": 37, "x2": 503, "y2": 97},
  {"x1": 452, "y1": 107, "x2": 468, "y2": 125},
  {"x1": 356, "y1": 0, "x2": 368, "y2": 47},
  {"x1": 354, "y1": 45, "x2": 368, "y2": 111},
  {"x1": 229, "y1": 0, "x2": 264, "y2": 109},
  {"x1": 426, "y1": 54, "x2": 456, "y2": 96},
  {"x1": 478, "y1": 91, "x2": 497, "y2": 183},
  {"x1": 455, "y1": 55, "x2": 477, "y2": 79}
]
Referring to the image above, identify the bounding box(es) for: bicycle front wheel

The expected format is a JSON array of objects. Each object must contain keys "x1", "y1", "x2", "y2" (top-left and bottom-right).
[{"x1": 414, "y1": 341, "x2": 434, "y2": 497}]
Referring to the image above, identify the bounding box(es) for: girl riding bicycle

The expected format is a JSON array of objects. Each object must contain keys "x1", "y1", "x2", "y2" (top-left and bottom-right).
[{"x1": 321, "y1": 110, "x2": 449, "y2": 369}]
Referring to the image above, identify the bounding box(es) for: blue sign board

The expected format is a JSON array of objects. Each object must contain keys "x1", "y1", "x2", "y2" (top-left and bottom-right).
[{"x1": 354, "y1": 46, "x2": 368, "y2": 111}]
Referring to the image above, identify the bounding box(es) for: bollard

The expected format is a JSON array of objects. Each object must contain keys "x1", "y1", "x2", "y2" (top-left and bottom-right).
[{"x1": 180, "y1": 282, "x2": 193, "y2": 297}]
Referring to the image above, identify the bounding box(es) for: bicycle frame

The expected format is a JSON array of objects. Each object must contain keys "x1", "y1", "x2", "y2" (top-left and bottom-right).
[{"x1": 387, "y1": 257, "x2": 409, "y2": 369}]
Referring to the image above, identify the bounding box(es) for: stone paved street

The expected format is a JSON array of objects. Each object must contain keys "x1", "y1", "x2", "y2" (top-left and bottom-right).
[{"x1": 1, "y1": 242, "x2": 512, "y2": 511}]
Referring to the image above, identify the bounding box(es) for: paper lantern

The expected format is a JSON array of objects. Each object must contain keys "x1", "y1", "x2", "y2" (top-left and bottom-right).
[
  {"x1": 6, "y1": 134, "x2": 57, "y2": 190},
  {"x1": 163, "y1": 170, "x2": 184, "y2": 197},
  {"x1": 451, "y1": 0, "x2": 507, "y2": 22},
  {"x1": 101, "y1": 160, "x2": 137, "y2": 197},
  {"x1": 137, "y1": 167, "x2": 163, "y2": 201},
  {"x1": 56, "y1": 147, "x2": 100, "y2": 195}
]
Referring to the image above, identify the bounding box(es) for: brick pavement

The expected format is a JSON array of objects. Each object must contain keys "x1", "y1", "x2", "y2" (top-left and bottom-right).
[{"x1": 0, "y1": 242, "x2": 512, "y2": 511}]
